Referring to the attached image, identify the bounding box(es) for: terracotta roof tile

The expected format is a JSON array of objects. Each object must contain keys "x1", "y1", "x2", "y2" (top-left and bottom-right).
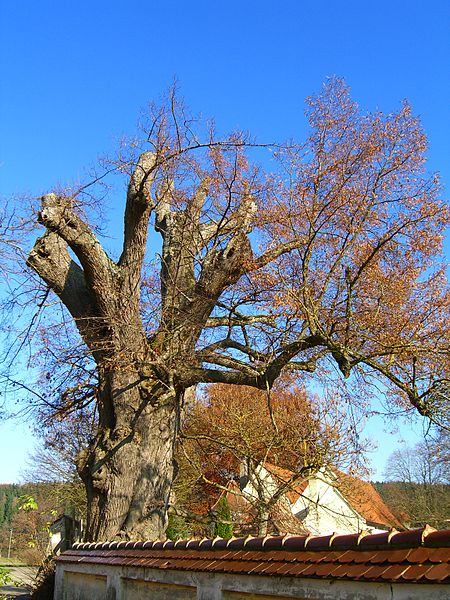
[
  {"x1": 386, "y1": 549, "x2": 413, "y2": 563},
  {"x1": 64, "y1": 526, "x2": 450, "y2": 584},
  {"x1": 283, "y1": 562, "x2": 311, "y2": 576},
  {"x1": 357, "y1": 564, "x2": 389, "y2": 580},
  {"x1": 406, "y1": 546, "x2": 433, "y2": 563},
  {"x1": 315, "y1": 562, "x2": 341, "y2": 577},
  {"x1": 247, "y1": 562, "x2": 274, "y2": 575},
  {"x1": 424, "y1": 563, "x2": 450, "y2": 582},
  {"x1": 368, "y1": 550, "x2": 394, "y2": 564},
  {"x1": 335, "y1": 550, "x2": 361, "y2": 564},
  {"x1": 336, "y1": 563, "x2": 371, "y2": 579},
  {"x1": 428, "y1": 548, "x2": 450, "y2": 563},
  {"x1": 401, "y1": 564, "x2": 431, "y2": 581},
  {"x1": 258, "y1": 562, "x2": 286, "y2": 575},
  {"x1": 328, "y1": 563, "x2": 355, "y2": 578},
  {"x1": 272, "y1": 550, "x2": 301, "y2": 562},
  {"x1": 378, "y1": 564, "x2": 410, "y2": 580},
  {"x1": 353, "y1": 551, "x2": 374, "y2": 565},
  {"x1": 275, "y1": 562, "x2": 299, "y2": 575}
]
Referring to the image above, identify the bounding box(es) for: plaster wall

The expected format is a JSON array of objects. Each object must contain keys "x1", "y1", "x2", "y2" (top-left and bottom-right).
[{"x1": 54, "y1": 561, "x2": 448, "y2": 600}]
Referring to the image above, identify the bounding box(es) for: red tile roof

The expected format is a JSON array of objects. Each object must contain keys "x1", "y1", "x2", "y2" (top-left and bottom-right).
[
  {"x1": 59, "y1": 525, "x2": 450, "y2": 584},
  {"x1": 265, "y1": 462, "x2": 403, "y2": 530},
  {"x1": 335, "y1": 471, "x2": 404, "y2": 529}
]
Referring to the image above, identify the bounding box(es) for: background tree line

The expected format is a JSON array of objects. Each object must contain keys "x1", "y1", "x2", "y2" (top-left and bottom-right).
[
  {"x1": 0, "y1": 482, "x2": 82, "y2": 564},
  {"x1": 376, "y1": 431, "x2": 450, "y2": 529}
]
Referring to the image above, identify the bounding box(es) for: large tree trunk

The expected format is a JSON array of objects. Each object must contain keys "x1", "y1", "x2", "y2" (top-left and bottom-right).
[
  {"x1": 78, "y1": 368, "x2": 179, "y2": 541},
  {"x1": 25, "y1": 155, "x2": 265, "y2": 542}
]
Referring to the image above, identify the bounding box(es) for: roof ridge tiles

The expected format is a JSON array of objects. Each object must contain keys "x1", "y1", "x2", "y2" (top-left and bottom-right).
[
  {"x1": 58, "y1": 528, "x2": 450, "y2": 585},
  {"x1": 305, "y1": 533, "x2": 336, "y2": 549},
  {"x1": 70, "y1": 525, "x2": 446, "y2": 554},
  {"x1": 425, "y1": 529, "x2": 450, "y2": 548},
  {"x1": 388, "y1": 525, "x2": 437, "y2": 548}
]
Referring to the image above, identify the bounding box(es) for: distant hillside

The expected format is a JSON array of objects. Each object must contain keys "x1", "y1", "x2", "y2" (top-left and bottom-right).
[
  {"x1": 375, "y1": 481, "x2": 450, "y2": 529},
  {"x1": 0, "y1": 482, "x2": 85, "y2": 563}
]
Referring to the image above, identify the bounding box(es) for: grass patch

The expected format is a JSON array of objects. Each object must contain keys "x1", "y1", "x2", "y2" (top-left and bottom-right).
[{"x1": 0, "y1": 559, "x2": 27, "y2": 567}]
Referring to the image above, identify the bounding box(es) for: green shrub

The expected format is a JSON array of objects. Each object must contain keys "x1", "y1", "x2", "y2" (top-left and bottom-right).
[
  {"x1": 0, "y1": 567, "x2": 12, "y2": 586},
  {"x1": 166, "y1": 514, "x2": 192, "y2": 541}
]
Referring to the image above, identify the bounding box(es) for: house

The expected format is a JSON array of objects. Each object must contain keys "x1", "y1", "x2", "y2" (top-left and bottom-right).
[{"x1": 224, "y1": 462, "x2": 402, "y2": 536}]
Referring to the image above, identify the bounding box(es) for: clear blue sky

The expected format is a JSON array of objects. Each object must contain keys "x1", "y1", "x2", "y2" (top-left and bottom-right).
[{"x1": 0, "y1": 0, "x2": 449, "y2": 482}]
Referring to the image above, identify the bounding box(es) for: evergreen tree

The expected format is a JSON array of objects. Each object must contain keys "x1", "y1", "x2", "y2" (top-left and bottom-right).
[
  {"x1": 0, "y1": 485, "x2": 25, "y2": 529},
  {"x1": 214, "y1": 496, "x2": 233, "y2": 540},
  {"x1": 3, "y1": 492, "x2": 13, "y2": 524}
]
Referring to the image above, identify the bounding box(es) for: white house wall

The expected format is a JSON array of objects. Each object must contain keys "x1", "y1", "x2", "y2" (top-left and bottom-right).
[
  {"x1": 241, "y1": 464, "x2": 282, "y2": 504},
  {"x1": 290, "y1": 470, "x2": 367, "y2": 535}
]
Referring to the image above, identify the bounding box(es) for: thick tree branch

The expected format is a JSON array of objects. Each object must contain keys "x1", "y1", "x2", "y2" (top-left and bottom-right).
[
  {"x1": 120, "y1": 152, "x2": 157, "y2": 272},
  {"x1": 197, "y1": 350, "x2": 261, "y2": 375},
  {"x1": 204, "y1": 314, "x2": 276, "y2": 328},
  {"x1": 199, "y1": 193, "x2": 257, "y2": 243},
  {"x1": 156, "y1": 183, "x2": 256, "y2": 334},
  {"x1": 262, "y1": 335, "x2": 325, "y2": 384},
  {"x1": 198, "y1": 338, "x2": 268, "y2": 362},
  {"x1": 27, "y1": 232, "x2": 106, "y2": 357},
  {"x1": 27, "y1": 232, "x2": 96, "y2": 321},
  {"x1": 181, "y1": 335, "x2": 325, "y2": 389},
  {"x1": 253, "y1": 239, "x2": 304, "y2": 269},
  {"x1": 180, "y1": 366, "x2": 264, "y2": 388},
  {"x1": 155, "y1": 179, "x2": 208, "y2": 310},
  {"x1": 38, "y1": 194, "x2": 116, "y2": 311}
]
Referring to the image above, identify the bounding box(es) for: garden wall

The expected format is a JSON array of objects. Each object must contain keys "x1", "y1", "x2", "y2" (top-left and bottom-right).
[{"x1": 54, "y1": 526, "x2": 450, "y2": 599}]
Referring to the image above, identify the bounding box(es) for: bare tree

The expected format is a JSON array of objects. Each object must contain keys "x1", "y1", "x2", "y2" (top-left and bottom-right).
[
  {"x1": 23, "y1": 410, "x2": 95, "y2": 517},
  {"x1": 5, "y1": 79, "x2": 450, "y2": 541},
  {"x1": 382, "y1": 434, "x2": 450, "y2": 527}
]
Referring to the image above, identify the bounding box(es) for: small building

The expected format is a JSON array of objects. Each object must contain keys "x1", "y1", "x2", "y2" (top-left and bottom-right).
[
  {"x1": 227, "y1": 462, "x2": 402, "y2": 535},
  {"x1": 49, "y1": 514, "x2": 82, "y2": 554}
]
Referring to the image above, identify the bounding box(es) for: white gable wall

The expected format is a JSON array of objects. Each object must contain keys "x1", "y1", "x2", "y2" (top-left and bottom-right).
[
  {"x1": 290, "y1": 469, "x2": 367, "y2": 534},
  {"x1": 240, "y1": 463, "x2": 281, "y2": 504}
]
